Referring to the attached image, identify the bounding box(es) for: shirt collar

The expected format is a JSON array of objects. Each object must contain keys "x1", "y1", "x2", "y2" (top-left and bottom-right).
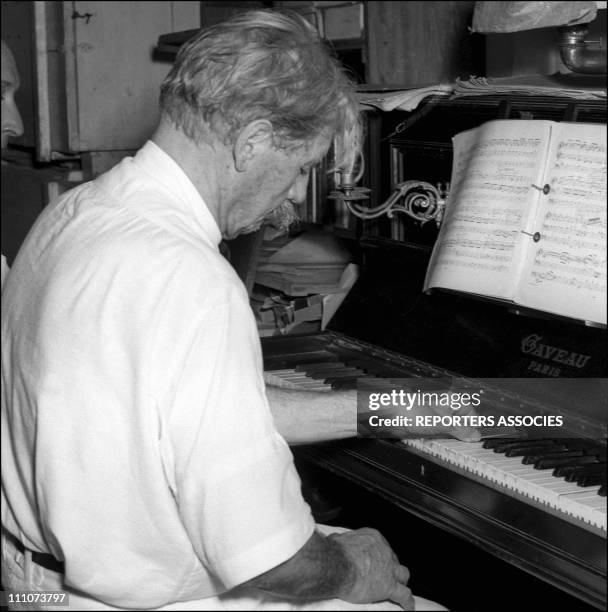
[{"x1": 132, "y1": 140, "x2": 222, "y2": 247}]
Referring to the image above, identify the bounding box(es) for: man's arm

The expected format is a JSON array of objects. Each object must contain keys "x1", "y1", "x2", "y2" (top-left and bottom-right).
[
  {"x1": 243, "y1": 527, "x2": 414, "y2": 609},
  {"x1": 264, "y1": 382, "x2": 357, "y2": 445},
  {"x1": 264, "y1": 373, "x2": 481, "y2": 444}
]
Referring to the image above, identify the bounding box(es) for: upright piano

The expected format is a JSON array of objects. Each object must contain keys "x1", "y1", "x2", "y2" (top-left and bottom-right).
[{"x1": 260, "y1": 95, "x2": 607, "y2": 611}]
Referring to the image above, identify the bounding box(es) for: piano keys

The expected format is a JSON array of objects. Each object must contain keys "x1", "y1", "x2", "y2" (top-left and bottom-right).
[
  {"x1": 266, "y1": 355, "x2": 607, "y2": 533},
  {"x1": 403, "y1": 439, "x2": 606, "y2": 532}
]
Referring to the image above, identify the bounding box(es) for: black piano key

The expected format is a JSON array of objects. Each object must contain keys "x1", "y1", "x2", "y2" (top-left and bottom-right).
[
  {"x1": 482, "y1": 438, "x2": 520, "y2": 449},
  {"x1": 330, "y1": 377, "x2": 359, "y2": 390},
  {"x1": 504, "y1": 443, "x2": 567, "y2": 457},
  {"x1": 558, "y1": 439, "x2": 607, "y2": 459},
  {"x1": 534, "y1": 454, "x2": 598, "y2": 470},
  {"x1": 295, "y1": 362, "x2": 348, "y2": 373},
  {"x1": 332, "y1": 375, "x2": 381, "y2": 390},
  {"x1": 493, "y1": 439, "x2": 558, "y2": 453},
  {"x1": 560, "y1": 463, "x2": 605, "y2": 481},
  {"x1": 578, "y1": 473, "x2": 607, "y2": 487},
  {"x1": 561, "y1": 439, "x2": 603, "y2": 452},
  {"x1": 522, "y1": 449, "x2": 583, "y2": 465},
  {"x1": 598, "y1": 484, "x2": 607, "y2": 497},
  {"x1": 318, "y1": 369, "x2": 366, "y2": 381},
  {"x1": 576, "y1": 470, "x2": 607, "y2": 486},
  {"x1": 554, "y1": 462, "x2": 603, "y2": 478},
  {"x1": 553, "y1": 465, "x2": 578, "y2": 478},
  {"x1": 587, "y1": 448, "x2": 607, "y2": 461}
]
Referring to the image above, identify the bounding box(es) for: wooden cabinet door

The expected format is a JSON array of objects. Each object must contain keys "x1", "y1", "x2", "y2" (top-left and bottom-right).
[
  {"x1": 62, "y1": 1, "x2": 199, "y2": 153},
  {"x1": 365, "y1": 1, "x2": 478, "y2": 86},
  {"x1": 31, "y1": 1, "x2": 199, "y2": 160}
]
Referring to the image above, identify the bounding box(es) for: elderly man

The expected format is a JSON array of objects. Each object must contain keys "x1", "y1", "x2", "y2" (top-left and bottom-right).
[
  {"x1": 1, "y1": 39, "x2": 25, "y2": 288},
  {"x1": 1, "y1": 11, "x2": 457, "y2": 611}
]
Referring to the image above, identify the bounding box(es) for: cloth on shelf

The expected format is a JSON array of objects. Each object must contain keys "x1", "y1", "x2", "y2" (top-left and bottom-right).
[{"x1": 471, "y1": 1, "x2": 599, "y2": 33}]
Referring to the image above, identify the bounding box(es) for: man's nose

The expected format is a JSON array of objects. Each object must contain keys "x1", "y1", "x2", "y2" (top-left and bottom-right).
[{"x1": 4, "y1": 102, "x2": 24, "y2": 139}]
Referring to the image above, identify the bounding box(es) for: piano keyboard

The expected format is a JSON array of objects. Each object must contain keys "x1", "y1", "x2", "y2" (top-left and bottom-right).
[
  {"x1": 403, "y1": 438, "x2": 607, "y2": 533},
  {"x1": 266, "y1": 364, "x2": 607, "y2": 534}
]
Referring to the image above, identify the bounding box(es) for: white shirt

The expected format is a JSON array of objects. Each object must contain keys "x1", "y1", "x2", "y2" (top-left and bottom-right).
[{"x1": 1, "y1": 141, "x2": 315, "y2": 608}]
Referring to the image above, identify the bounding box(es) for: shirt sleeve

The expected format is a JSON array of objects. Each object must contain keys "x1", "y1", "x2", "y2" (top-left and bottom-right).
[{"x1": 161, "y1": 283, "x2": 315, "y2": 589}]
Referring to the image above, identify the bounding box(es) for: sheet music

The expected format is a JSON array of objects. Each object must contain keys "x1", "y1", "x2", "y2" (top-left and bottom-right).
[
  {"x1": 518, "y1": 123, "x2": 607, "y2": 325},
  {"x1": 425, "y1": 120, "x2": 551, "y2": 298}
]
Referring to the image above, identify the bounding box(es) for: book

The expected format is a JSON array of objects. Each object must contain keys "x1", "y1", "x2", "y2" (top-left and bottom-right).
[{"x1": 424, "y1": 119, "x2": 607, "y2": 326}]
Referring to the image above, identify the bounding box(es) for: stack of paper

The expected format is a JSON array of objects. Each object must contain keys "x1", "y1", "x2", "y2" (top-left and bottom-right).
[
  {"x1": 255, "y1": 229, "x2": 352, "y2": 296},
  {"x1": 253, "y1": 229, "x2": 359, "y2": 335},
  {"x1": 453, "y1": 73, "x2": 607, "y2": 99},
  {"x1": 357, "y1": 84, "x2": 454, "y2": 112}
]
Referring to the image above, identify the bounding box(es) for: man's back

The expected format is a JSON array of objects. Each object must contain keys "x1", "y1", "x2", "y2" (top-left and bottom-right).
[{"x1": 1, "y1": 143, "x2": 314, "y2": 608}]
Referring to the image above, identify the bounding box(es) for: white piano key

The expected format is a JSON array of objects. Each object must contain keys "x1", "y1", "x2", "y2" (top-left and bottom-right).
[
  {"x1": 560, "y1": 488, "x2": 602, "y2": 500},
  {"x1": 577, "y1": 496, "x2": 608, "y2": 509},
  {"x1": 543, "y1": 482, "x2": 593, "y2": 495}
]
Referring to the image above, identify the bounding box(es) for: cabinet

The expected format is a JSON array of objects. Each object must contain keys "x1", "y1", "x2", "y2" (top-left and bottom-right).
[{"x1": 365, "y1": 1, "x2": 480, "y2": 85}]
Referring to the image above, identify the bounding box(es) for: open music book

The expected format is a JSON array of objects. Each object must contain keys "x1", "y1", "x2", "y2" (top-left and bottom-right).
[{"x1": 424, "y1": 119, "x2": 607, "y2": 326}]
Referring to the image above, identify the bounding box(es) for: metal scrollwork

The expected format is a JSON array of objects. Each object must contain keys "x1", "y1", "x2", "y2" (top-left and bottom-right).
[{"x1": 329, "y1": 176, "x2": 449, "y2": 227}]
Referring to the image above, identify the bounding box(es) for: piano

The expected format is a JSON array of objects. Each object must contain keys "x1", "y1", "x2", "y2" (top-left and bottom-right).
[{"x1": 260, "y1": 96, "x2": 607, "y2": 611}]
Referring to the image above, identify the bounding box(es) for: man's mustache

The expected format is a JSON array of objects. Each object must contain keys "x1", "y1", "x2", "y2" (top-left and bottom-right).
[{"x1": 264, "y1": 201, "x2": 301, "y2": 234}]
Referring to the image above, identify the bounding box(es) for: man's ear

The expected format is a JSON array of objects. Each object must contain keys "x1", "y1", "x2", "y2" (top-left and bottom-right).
[{"x1": 233, "y1": 119, "x2": 274, "y2": 172}]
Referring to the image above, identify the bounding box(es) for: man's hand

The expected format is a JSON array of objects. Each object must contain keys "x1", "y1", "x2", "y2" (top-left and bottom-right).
[
  {"x1": 328, "y1": 528, "x2": 415, "y2": 610},
  {"x1": 244, "y1": 527, "x2": 414, "y2": 609},
  {"x1": 403, "y1": 398, "x2": 482, "y2": 442}
]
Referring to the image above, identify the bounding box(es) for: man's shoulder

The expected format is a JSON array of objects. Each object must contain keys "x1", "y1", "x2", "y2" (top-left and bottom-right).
[
  {"x1": 50, "y1": 153, "x2": 157, "y2": 211},
  {"x1": 29, "y1": 156, "x2": 244, "y2": 306}
]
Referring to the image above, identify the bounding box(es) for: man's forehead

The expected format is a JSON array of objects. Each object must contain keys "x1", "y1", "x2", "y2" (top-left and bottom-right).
[{"x1": 300, "y1": 134, "x2": 332, "y2": 163}]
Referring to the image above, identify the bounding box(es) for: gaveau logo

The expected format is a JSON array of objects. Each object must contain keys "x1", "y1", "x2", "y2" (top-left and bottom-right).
[{"x1": 521, "y1": 333, "x2": 592, "y2": 377}]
